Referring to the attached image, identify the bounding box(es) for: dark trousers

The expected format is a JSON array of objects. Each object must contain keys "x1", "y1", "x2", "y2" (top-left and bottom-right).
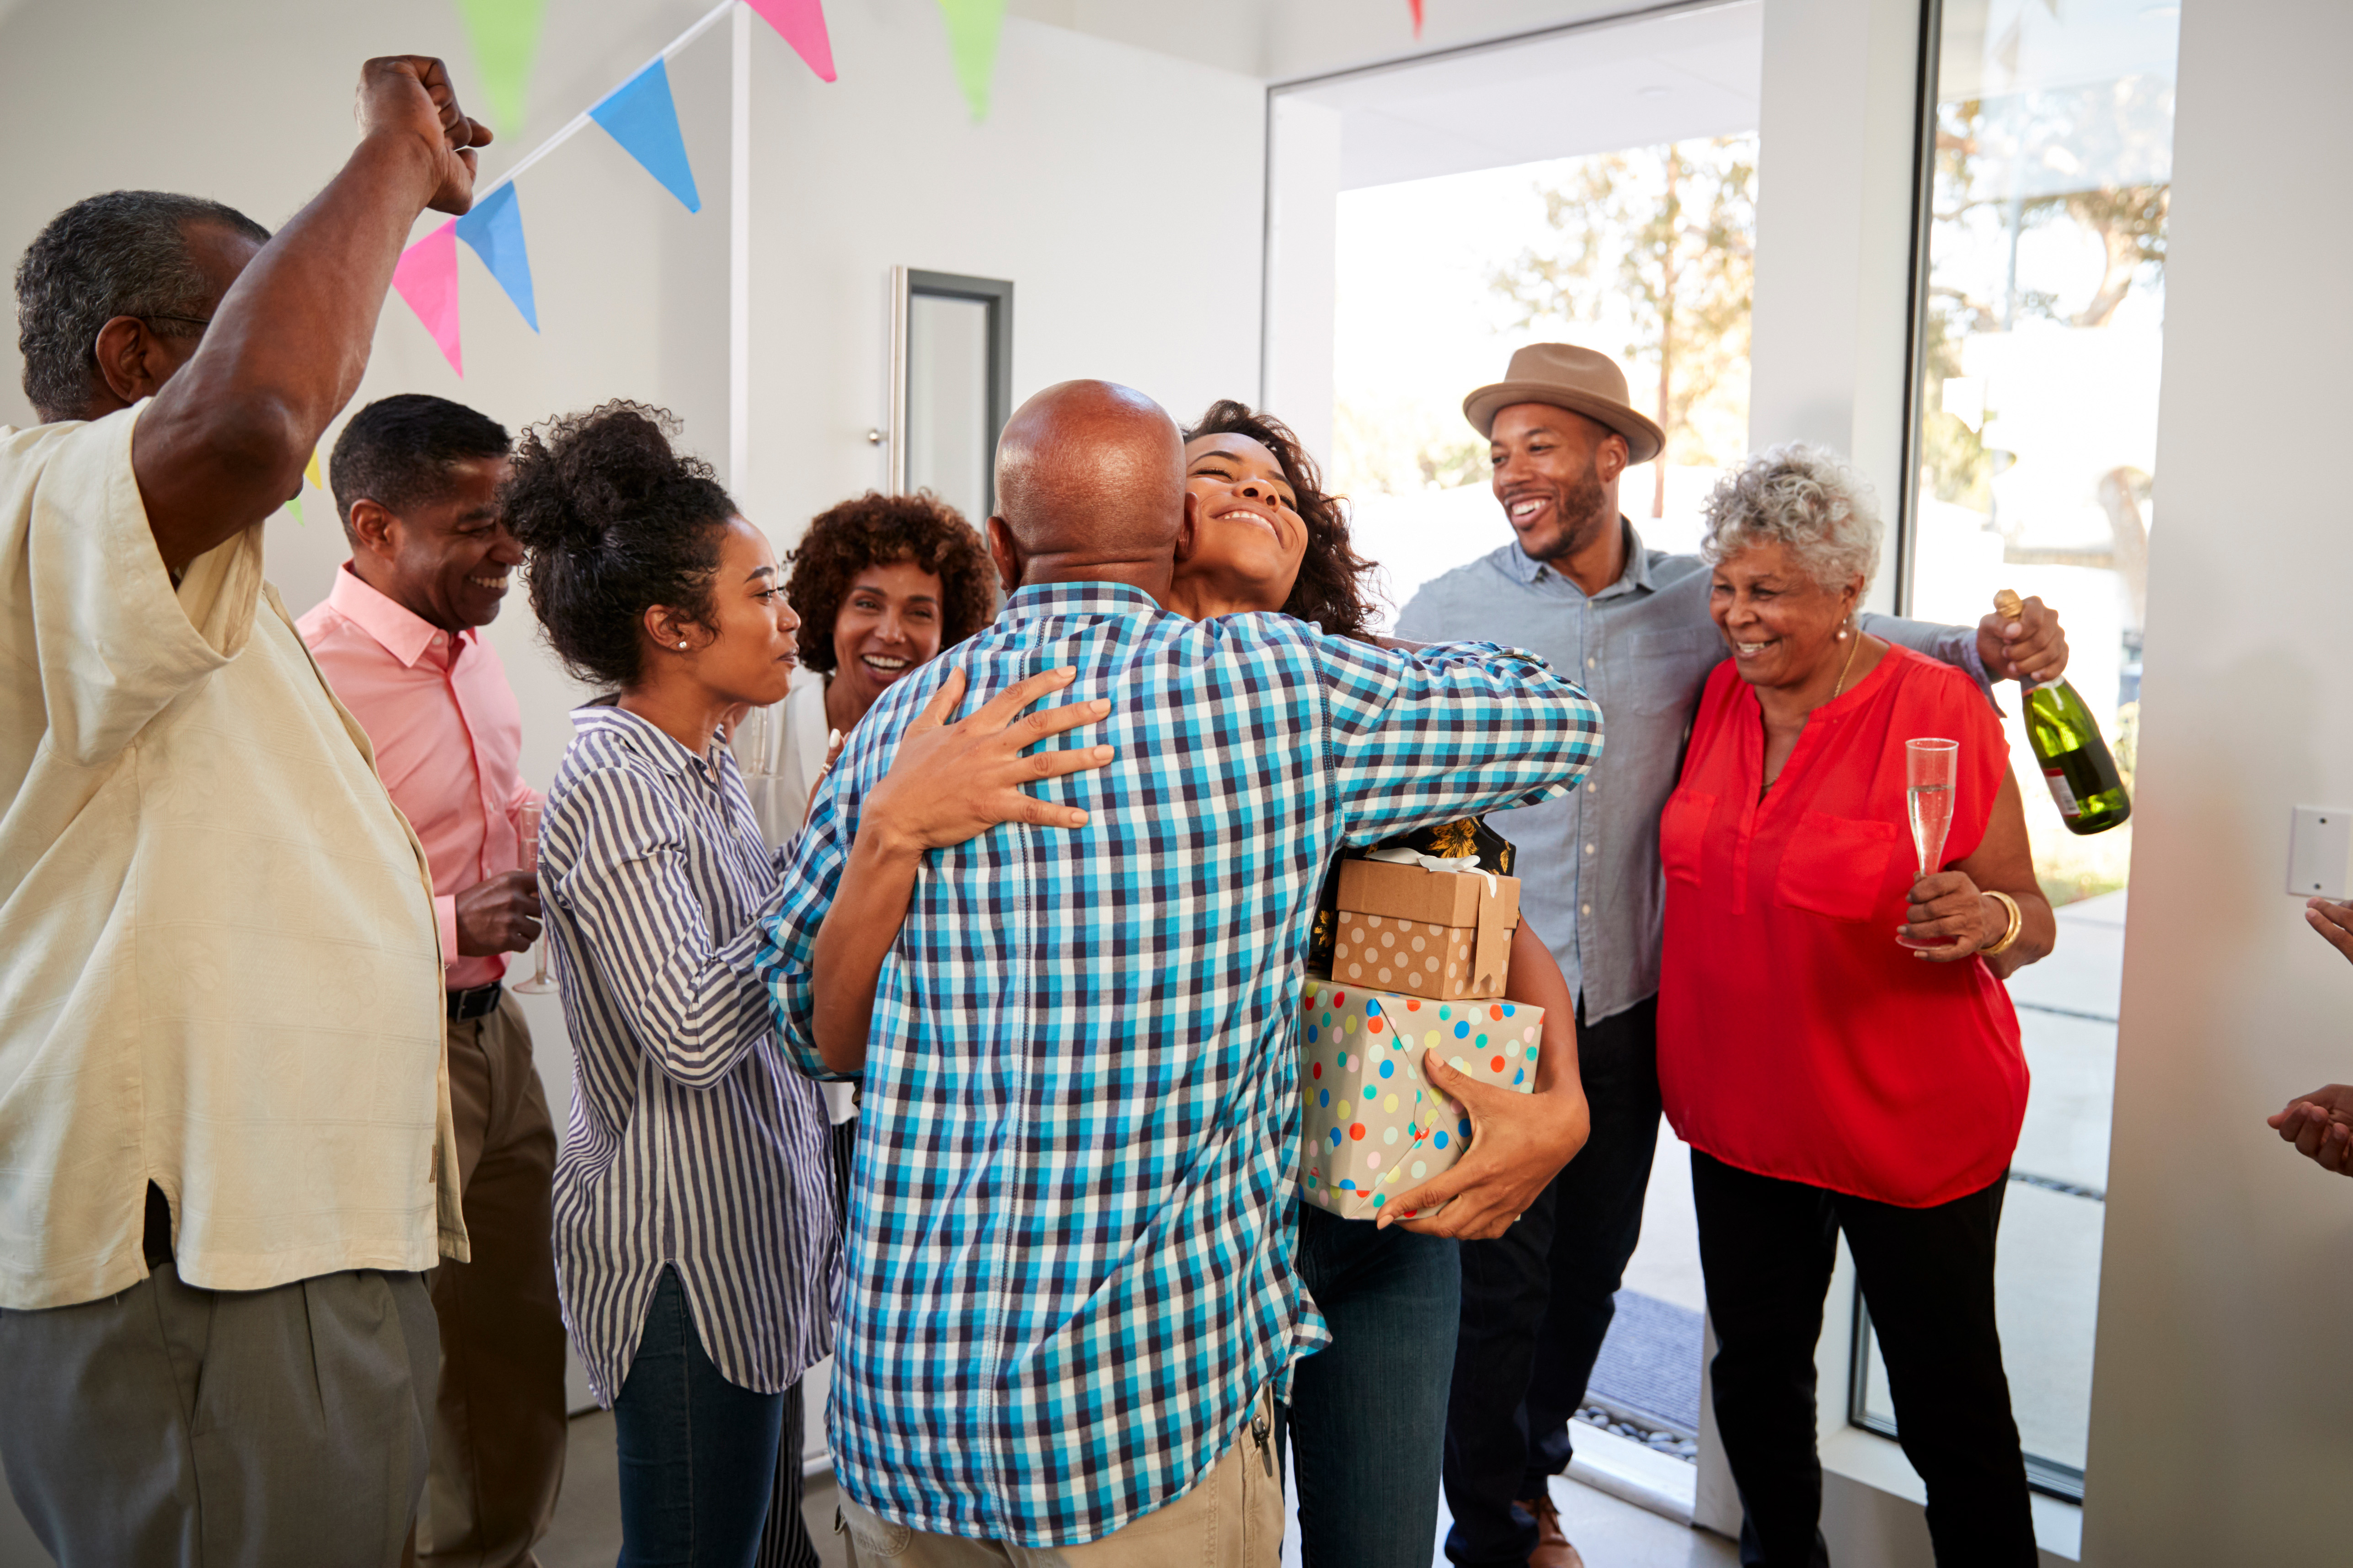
[
  {"x1": 614, "y1": 1268, "x2": 800, "y2": 1568},
  {"x1": 0, "y1": 1191, "x2": 439, "y2": 1568},
  {"x1": 1286, "y1": 1202, "x2": 1461, "y2": 1568},
  {"x1": 1442, "y1": 997, "x2": 1661, "y2": 1568},
  {"x1": 1690, "y1": 1152, "x2": 2037, "y2": 1568}
]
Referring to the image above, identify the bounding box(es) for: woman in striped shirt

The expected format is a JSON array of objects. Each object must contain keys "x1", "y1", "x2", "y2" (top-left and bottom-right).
[{"x1": 505, "y1": 401, "x2": 836, "y2": 1568}]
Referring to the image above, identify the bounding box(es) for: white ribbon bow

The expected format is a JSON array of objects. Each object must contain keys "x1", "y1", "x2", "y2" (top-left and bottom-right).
[{"x1": 1364, "y1": 845, "x2": 1499, "y2": 896}]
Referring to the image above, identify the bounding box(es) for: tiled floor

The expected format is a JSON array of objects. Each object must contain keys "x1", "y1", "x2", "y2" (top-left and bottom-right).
[{"x1": 538, "y1": 1410, "x2": 1740, "y2": 1568}]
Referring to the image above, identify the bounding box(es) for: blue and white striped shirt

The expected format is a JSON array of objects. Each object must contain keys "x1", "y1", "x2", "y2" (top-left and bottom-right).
[
  {"x1": 542, "y1": 702, "x2": 837, "y2": 1405},
  {"x1": 759, "y1": 584, "x2": 1602, "y2": 1547}
]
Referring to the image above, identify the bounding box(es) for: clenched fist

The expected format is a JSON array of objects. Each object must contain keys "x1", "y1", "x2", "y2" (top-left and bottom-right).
[{"x1": 357, "y1": 55, "x2": 493, "y2": 215}]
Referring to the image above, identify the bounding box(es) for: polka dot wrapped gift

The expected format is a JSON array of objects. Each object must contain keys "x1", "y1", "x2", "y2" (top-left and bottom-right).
[
  {"x1": 1330, "y1": 856, "x2": 1521, "y2": 1000},
  {"x1": 1296, "y1": 981, "x2": 1543, "y2": 1221}
]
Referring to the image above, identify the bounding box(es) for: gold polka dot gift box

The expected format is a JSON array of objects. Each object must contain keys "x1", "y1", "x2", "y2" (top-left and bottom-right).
[
  {"x1": 1329, "y1": 855, "x2": 1521, "y2": 1001},
  {"x1": 1296, "y1": 981, "x2": 1543, "y2": 1221}
]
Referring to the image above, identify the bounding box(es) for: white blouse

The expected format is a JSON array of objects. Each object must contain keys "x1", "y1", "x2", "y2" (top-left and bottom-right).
[
  {"x1": 731, "y1": 666, "x2": 833, "y2": 851},
  {"x1": 730, "y1": 667, "x2": 856, "y2": 1125}
]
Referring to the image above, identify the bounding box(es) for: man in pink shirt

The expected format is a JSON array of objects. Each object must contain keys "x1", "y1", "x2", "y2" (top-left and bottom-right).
[{"x1": 300, "y1": 394, "x2": 565, "y2": 1568}]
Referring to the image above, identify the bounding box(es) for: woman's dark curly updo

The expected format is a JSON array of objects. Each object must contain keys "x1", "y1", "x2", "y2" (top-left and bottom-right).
[
  {"x1": 504, "y1": 401, "x2": 737, "y2": 690},
  {"x1": 1182, "y1": 400, "x2": 1380, "y2": 640},
  {"x1": 786, "y1": 491, "x2": 996, "y2": 675}
]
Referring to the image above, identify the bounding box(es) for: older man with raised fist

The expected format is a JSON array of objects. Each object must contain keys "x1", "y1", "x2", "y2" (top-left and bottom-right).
[{"x1": 0, "y1": 57, "x2": 494, "y2": 1568}]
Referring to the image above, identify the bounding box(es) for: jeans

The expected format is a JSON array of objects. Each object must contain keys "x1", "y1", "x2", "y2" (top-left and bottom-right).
[
  {"x1": 1442, "y1": 997, "x2": 1662, "y2": 1568},
  {"x1": 1285, "y1": 1202, "x2": 1461, "y2": 1568},
  {"x1": 1690, "y1": 1152, "x2": 2036, "y2": 1568},
  {"x1": 614, "y1": 1267, "x2": 789, "y2": 1568}
]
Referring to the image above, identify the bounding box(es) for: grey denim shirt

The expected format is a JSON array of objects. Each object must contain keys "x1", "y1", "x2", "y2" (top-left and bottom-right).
[{"x1": 1394, "y1": 521, "x2": 1988, "y2": 1025}]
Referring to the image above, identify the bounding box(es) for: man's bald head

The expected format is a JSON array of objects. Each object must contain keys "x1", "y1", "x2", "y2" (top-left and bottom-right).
[{"x1": 987, "y1": 380, "x2": 1188, "y2": 596}]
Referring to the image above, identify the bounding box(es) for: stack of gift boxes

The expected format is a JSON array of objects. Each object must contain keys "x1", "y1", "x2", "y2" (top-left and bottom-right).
[{"x1": 1298, "y1": 855, "x2": 1544, "y2": 1220}]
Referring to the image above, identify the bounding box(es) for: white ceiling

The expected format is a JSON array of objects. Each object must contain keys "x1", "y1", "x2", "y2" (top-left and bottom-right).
[{"x1": 1285, "y1": 0, "x2": 1762, "y2": 191}]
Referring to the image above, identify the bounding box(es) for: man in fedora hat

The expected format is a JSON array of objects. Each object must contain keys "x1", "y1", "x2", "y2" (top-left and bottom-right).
[{"x1": 1397, "y1": 342, "x2": 2072, "y2": 1568}]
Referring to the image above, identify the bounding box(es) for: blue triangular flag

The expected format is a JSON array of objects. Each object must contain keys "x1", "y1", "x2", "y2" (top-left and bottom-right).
[
  {"x1": 454, "y1": 183, "x2": 539, "y2": 331},
  {"x1": 588, "y1": 58, "x2": 701, "y2": 213}
]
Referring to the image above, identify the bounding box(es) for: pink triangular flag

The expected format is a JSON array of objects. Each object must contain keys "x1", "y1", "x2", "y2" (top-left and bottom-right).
[
  {"x1": 392, "y1": 219, "x2": 463, "y2": 376},
  {"x1": 1410, "y1": 0, "x2": 1425, "y2": 36},
  {"x1": 745, "y1": 0, "x2": 837, "y2": 82}
]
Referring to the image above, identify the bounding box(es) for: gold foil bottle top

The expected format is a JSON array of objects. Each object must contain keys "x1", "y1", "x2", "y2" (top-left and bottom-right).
[{"x1": 1993, "y1": 588, "x2": 2025, "y2": 622}]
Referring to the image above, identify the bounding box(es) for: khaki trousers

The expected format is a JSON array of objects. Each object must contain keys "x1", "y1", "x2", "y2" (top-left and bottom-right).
[
  {"x1": 839, "y1": 1391, "x2": 1283, "y2": 1568},
  {"x1": 411, "y1": 992, "x2": 568, "y2": 1568}
]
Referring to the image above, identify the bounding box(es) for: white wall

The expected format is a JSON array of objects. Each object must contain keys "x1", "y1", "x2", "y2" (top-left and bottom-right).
[
  {"x1": 736, "y1": 5, "x2": 1266, "y2": 550},
  {"x1": 2079, "y1": 0, "x2": 2353, "y2": 1559}
]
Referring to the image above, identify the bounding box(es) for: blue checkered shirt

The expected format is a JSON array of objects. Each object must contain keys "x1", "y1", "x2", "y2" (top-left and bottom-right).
[{"x1": 759, "y1": 583, "x2": 1603, "y2": 1547}]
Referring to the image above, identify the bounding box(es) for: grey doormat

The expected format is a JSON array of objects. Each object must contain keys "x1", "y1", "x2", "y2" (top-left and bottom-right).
[{"x1": 1586, "y1": 1289, "x2": 1704, "y2": 1436}]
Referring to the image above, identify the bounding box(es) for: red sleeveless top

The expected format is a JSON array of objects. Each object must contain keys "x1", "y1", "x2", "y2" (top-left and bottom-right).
[{"x1": 1656, "y1": 644, "x2": 2027, "y2": 1208}]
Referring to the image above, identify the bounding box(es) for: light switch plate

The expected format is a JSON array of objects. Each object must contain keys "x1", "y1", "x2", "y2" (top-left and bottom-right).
[{"x1": 2287, "y1": 805, "x2": 2353, "y2": 899}]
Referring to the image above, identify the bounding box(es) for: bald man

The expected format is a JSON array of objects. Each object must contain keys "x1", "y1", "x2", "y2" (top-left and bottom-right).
[{"x1": 761, "y1": 381, "x2": 1605, "y2": 1566}]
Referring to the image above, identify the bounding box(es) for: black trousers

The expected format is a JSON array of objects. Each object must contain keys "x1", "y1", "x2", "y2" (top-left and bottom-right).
[
  {"x1": 1690, "y1": 1151, "x2": 2037, "y2": 1568},
  {"x1": 1442, "y1": 996, "x2": 1662, "y2": 1568}
]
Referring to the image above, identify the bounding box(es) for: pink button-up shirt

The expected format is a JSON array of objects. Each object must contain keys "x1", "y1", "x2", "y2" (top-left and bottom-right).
[{"x1": 299, "y1": 565, "x2": 532, "y2": 990}]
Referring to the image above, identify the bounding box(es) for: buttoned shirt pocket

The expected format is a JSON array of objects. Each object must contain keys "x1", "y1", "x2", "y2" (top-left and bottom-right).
[
  {"x1": 1659, "y1": 790, "x2": 1714, "y2": 887},
  {"x1": 1774, "y1": 811, "x2": 1899, "y2": 923},
  {"x1": 1624, "y1": 629, "x2": 1720, "y2": 715}
]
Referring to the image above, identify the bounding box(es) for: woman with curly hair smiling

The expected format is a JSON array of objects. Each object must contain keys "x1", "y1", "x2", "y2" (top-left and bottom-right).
[{"x1": 731, "y1": 491, "x2": 995, "y2": 848}]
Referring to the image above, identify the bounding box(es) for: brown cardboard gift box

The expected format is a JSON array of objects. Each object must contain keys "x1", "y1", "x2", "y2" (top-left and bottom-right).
[{"x1": 1327, "y1": 857, "x2": 1520, "y2": 1001}]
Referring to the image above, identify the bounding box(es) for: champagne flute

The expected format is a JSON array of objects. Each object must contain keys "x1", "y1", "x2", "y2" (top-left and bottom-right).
[
  {"x1": 1895, "y1": 738, "x2": 1959, "y2": 951},
  {"x1": 512, "y1": 800, "x2": 558, "y2": 995}
]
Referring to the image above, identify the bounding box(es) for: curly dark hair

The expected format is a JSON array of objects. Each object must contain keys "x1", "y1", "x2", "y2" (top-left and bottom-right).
[
  {"x1": 503, "y1": 400, "x2": 737, "y2": 690},
  {"x1": 785, "y1": 491, "x2": 996, "y2": 675},
  {"x1": 1182, "y1": 400, "x2": 1380, "y2": 640}
]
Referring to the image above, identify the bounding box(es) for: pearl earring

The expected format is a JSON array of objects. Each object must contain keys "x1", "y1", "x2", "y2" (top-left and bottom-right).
[
  {"x1": 1836, "y1": 626, "x2": 1848, "y2": 641},
  {"x1": 677, "y1": 640, "x2": 689, "y2": 650}
]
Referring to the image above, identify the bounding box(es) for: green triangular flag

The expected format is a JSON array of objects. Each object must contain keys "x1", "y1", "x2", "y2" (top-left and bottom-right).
[
  {"x1": 455, "y1": 0, "x2": 546, "y2": 139},
  {"x1": 936, "y1": 0, "x2": 1005, "y2": 122},
  {"x1": 287, "y1": 492, "x2": 304, "y2": 524}
]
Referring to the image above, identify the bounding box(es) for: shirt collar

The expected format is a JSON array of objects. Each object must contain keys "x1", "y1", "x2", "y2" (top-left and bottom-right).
[
  {"x1": 570, "y1": 700, "x2": 717, "y2": 778},
  {"x1": 1502, "y1": 517, "x2": 1653, "y2": 598},
  {"x1": 1000, "y1": 581, "x2": 1168, "y2": 623},
  {"x1": 328, "y1": 563, "x2": 471, "y2": 668}
]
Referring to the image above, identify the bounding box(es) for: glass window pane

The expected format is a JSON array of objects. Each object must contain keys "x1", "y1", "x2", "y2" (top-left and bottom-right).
[
  {"x1": 907, "y1": 293, "x2": 993, "y2": 526},
  {"x1": 1872, "y1": 0, "x2": 2179, "y2": 1496}
]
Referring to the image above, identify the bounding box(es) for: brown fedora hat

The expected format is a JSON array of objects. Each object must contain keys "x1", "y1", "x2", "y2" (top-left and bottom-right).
[{"x1": 1462, "y1": 342, "x2": 1666, "y2": 464}]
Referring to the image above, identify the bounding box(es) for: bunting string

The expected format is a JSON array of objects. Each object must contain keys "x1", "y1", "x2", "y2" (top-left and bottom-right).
[{"x1": 387, "y1": 0, "x2": 1022, "y2": 373}]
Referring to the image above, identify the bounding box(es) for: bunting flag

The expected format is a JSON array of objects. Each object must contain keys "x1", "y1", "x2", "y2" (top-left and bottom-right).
[
  {"x1": 745, "y1": 0, "x2": 837, "y2": 82},
  {"x1": 455, "y1": 182, "x2": 540, "y2": 330},
  {"x1": 1410, "y1": 0, "x2": 1424, "y2": 35},
  {"x1": 288, "y1": 452, "x2": 323, "y2": 525},
  {"x1": 590, "y1": 59, "x2": 702, "y2": 212},
  {"x1": 455, "y1": 0, "x2": 547, "y2": 138},
  {"x1": 393, "y1": 219, "x2": 464, "y2": 375},
  {"x1": 936, "y1": 0, "x2": 1005, "y2": 122}
]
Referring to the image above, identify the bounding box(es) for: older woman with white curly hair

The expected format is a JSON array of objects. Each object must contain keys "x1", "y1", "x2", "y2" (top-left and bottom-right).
[{"x1": 1655, "y1": 443, "x2": 2053, "y2": 1567}]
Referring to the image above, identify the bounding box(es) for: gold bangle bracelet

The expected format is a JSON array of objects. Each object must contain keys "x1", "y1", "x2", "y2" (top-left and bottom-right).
[{"x1": 1981, "y1": 890, "x2": 2025, "y2": 955}]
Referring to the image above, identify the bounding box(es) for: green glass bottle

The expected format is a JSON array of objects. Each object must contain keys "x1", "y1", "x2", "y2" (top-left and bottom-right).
[{"x1": 1995, "y1": 589, "x2": 2130, "y2": 835}]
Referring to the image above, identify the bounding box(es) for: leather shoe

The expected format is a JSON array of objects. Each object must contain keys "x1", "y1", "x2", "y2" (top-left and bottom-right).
[{"x1": 1519, "y1": 1489, "x2": 1585, "y2": 1568}]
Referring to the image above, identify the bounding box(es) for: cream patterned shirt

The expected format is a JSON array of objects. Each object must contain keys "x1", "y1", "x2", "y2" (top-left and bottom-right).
[{"x1": 0, "y1": 405, "x2": 463, "y2": 1311}]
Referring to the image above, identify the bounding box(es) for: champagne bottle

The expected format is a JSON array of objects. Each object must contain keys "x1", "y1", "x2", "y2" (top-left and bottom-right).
[{"x1": 1995, "y1": 589, "x2": 2130, "y2": 835}]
